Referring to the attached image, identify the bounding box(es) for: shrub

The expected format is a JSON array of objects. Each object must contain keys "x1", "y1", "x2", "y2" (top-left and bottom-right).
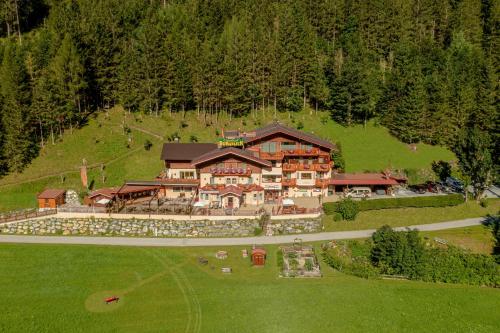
[
  {"x1": 432, "y1": 160, "x2": 452, "y2": 181},
  {"x1": 335, "y1": 198, "x2": 359, "y2": 220},
  {"x1": 189, "y1": 135, "x2": 198, "y2": 143},
  {"x1": 180, "y1": 120, "x2": 188, "y2": 128},
  {"x1": 296, "y1": 121, "x2": 304, "y2": 130},
  {"x1": 304, "y1": 258, "x2": 314, "y2": 271},
  {"x1": 479, "y1": 199, "x2": 489, "y2": 208},
  {"x1": 323, "y1": 194, "x2": 463, "y2": 214},
  {"x1": 332, "y1": 212, "x2": 343, "y2": 221},
  {"x1": 143, "y1": 139, "x2": 153, "y2": 151}
]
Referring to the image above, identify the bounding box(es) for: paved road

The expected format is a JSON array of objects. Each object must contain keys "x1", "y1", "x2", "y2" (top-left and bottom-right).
[{"x1": 0, "y1": 217, "x2": 486, "y2": 247}]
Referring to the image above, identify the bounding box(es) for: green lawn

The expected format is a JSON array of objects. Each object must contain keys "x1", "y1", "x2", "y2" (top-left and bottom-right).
[
  {"x1": 421, "y1": 225, "x2": 496, "y2": 255},
  {"x1": 322, "y1": 199, "x2": 500, "y2": 232},
  {"x1": 0, "y1": 107, "x2": 455, "y2": 212},
  {"x1": 0, "y1": 243, "x2": 499, "y2": 333}
]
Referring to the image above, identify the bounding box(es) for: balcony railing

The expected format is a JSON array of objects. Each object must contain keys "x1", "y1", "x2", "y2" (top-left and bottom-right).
[
  {"x1": 281, "y1": 179, "x2": 296, "y2": 187},
  {"x1": 282, "y1": 163, "x2": 331, "y2": 172},
  {"x1": 282, "y1": 147, "x2": 321, "y2": 156},
  {"x1": 259, "y1": 151, "x2": 284, "y2": 160},
  {"x1": 209, "y1": 167, "x2": 252, "y2": 177},
  {"x1": 315, "y1": 179, "x2": 330, "y2": 187}
]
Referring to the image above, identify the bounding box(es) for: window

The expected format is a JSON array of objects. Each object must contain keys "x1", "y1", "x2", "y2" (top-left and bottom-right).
[
  {"x1": 301, "y1": 173, "x2": 312, "y2": 180},
  {"x1": 253, "y1": 194, "x2": 257, "y2": 199},
  {"x1": 226, "y1": 178, "x2": 232, "y2": 184},
  {"x1": 240, "y1": 162, "x2": 247, "y2": 170},
  {"x1": 210, "y1": 177, "x2": 215, "y2": 185},
  {"x1": 232, "y1": 178, "x2": 237, "y2": 184},
  {"x1": 271, "y1": 160, "x2": 277, "y2": 167},
  {"x1": 180, "y1": 171, "x2": 195, "y2": 179},
  {"x1": 316, "y1": 172, "x2": 324, "y2": 179},
  {"x1": 282, "y1": 142, "x2": 296, "y2": 151},
  {"x1": 302, "y1": 143, "x2": 313, "y2": 151},
  {"x1": 261, "y1": 142, "x2": 277, "y2": 153},
  {"x1": 247, "y1": 177, "x2": 253, "y2": 184},
  {"x1": 173, "y1": 187, "x2": 181, "y2": 192},
  {"x1": 318, "y1": 157, "x2": 325, "y2": 163}
]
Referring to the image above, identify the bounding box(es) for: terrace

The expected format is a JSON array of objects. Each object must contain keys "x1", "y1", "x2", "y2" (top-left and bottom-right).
[{"x1": 209, "y1": 167, "x2": 252, "y2": 177}]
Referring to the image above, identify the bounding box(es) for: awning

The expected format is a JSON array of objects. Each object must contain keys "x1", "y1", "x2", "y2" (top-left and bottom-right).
[
  {"x1": 282, "y1": 198, "x2": 295, "y2": 206},
  {"x1": 96, "y1": 198, "x2": 111, "y2": 205}
]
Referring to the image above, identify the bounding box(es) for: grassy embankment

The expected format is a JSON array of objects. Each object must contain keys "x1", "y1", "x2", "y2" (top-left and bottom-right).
[
  {"x1": 0, "y1": 243, "x2": 499, "y2": 332},
  {"x1": 322, "y1": 199, "x2": 500, "y2": 232},
  {"x1": 0, "y1": 107, "x2": 454, "y2": 212}
]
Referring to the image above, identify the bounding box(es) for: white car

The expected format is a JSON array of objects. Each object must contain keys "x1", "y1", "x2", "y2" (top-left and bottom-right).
[{"x1": 345, "y1": 187, "x2": 372, "y2": 198}]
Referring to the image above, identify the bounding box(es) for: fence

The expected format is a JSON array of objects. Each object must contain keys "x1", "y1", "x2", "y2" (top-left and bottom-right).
[
  {"x1": 57, "y1": 206, "x2": 107, "y2": 214},
  {"x1": 0, "y1": 209, "x2": 57, "y2": 224}
]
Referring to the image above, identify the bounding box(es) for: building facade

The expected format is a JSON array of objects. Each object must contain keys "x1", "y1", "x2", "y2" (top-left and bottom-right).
[{"x1": 159, "y1": 123, "x2": 336, "y2": 209}]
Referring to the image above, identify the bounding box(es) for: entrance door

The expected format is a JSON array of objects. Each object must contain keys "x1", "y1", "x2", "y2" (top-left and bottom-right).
[{"x1": 227, "y1": 197, "x2": 234, "y2": 208}]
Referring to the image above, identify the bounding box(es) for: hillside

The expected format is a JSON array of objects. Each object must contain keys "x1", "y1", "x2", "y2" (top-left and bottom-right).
[{"x1": 0, "y1": 107, "x2": 454, "y2": 212}]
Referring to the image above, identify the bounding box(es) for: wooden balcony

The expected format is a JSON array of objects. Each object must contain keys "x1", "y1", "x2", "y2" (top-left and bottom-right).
[
  {"x1": 282, "y1": 163, "x2": 331, "y2": 172},
  {"x1": 282, "y1": 147, "x2": 321, "y2": 156},
  {"x1": 315, "y1": 179, "x2": 330, "y2": 187},
  {"x1": 209, "y1": 167, "x2": 252, "y2": 177},
  {"x1": 258, "y1": 151, "x2": 284, "y2": 160},
  {"x1": 281, "y1": 179, "x2": 296, "y2": 187}
]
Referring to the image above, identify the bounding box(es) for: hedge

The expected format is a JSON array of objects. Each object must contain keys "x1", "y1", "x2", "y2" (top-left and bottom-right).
[{"x1": 323, "y1": 194, "x2": 463, "y2": 214}]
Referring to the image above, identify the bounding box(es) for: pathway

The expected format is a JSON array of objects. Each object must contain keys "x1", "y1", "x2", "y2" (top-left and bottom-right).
[{"x1": 0, "y1": 217, "x2": 486, "y2": 247}]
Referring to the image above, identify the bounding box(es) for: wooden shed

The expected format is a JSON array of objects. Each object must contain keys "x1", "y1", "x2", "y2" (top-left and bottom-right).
[
  {"x1": 251, "y1": 247, "x2": 266, "y2": 266},
  {"x1": 37, "y1": 189, "x2": 66, "y2": 209}
]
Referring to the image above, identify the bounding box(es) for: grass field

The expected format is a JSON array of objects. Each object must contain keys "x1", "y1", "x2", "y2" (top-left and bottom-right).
[
  {"x1": 422, "y1": 225, "x2": 496, "y2": 255},
  {"x1": 0, "y1": 107, "x2": 454, "y2": 212},
  {"x1": 322, "y1": 199, "x2": 500, "y2": 232},
  {"x1": 0, "y1": 243, "x2": 499, "y2": 333}
]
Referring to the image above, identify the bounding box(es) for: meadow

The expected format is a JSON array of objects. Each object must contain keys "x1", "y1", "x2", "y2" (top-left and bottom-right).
[
  {"x1": 0, "y1": 243, "x2": 499, "y2": 333},
  {"x1": 0, "y1": 107, "x2": 454, "y2": 212}
]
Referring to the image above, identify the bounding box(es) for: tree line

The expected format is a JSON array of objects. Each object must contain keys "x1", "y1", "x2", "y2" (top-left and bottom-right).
[{"x1": 0, "y1": 0, "x2": 498, "y2": 175}]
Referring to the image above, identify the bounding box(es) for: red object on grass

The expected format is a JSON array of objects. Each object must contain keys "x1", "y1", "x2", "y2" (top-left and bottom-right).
[{"x1": 105, "y1": 296, "x2": 119, "y2": 304}]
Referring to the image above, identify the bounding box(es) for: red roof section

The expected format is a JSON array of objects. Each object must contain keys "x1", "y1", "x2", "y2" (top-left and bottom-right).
[
  {"x1": 244, "y1": 123, "x2": 335, "y2": 150},
  {"x1": 37, "y1": 189, "x2": 66, "y2": 199},
  {"x1": 329, "y1": 173, "x2": 400, "y2": 186},
  {"x1": 191, "y1": 147, "x2": 272, "y2": 167},
  {"x1": 219, "y1": 185, "x2": 244, "y2": 197}
]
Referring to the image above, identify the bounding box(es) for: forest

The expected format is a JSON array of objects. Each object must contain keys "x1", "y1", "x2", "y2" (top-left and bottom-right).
[{"x1": 0, "y1": 0, "x2": 498, "y2": 176}]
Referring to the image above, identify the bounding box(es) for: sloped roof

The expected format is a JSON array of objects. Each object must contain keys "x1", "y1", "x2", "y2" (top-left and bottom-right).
[
  {"x1": 329, "y1": 173, "x2": 400, "y2": 185},
  {"x1": 244, "y1": 123, "x2": 335, "y2": 150},
  {"x1": 37, "y1": 189, "x2": 66, "y2": 199},
  {"x1": 219, "y1": 185, "x2": 243, "y2": 197},
  {"x1": 191, "y1": 147, "x2": 272, "y2": 167},
  {"x1": 160, "y1": 143, "x2": 218, "y2": 161}
]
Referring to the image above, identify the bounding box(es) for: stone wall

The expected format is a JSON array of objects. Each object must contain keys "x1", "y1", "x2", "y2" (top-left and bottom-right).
[{"x1": 0, "y1": 216, "x2": 322, "y2": 238}]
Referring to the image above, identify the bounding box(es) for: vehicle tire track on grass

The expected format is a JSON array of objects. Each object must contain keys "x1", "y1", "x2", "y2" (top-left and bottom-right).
[{"x1": 143, "y1": 249, "x2": 202, "y2": 333}]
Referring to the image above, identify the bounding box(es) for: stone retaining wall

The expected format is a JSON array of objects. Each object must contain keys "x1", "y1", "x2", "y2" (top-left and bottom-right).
[{"x1": 0, "y1": 216, "x2": 322, "y2": 238}]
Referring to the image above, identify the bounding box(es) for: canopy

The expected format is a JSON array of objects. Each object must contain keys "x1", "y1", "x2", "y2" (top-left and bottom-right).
[
  {"x1": 193, "y1": 201, "x2": 208, "y2": 207},
  {"x1": 282, "y1": 198, "x2": 295, "y2": 206},
  {"x1": 96, "y1": 198, "x2": 111, "y2": 205}
]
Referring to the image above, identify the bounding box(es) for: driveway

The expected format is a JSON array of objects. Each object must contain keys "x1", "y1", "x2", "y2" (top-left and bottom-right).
[{"x1": 0, "y1": 217, "x2": 486, "y2": 247}]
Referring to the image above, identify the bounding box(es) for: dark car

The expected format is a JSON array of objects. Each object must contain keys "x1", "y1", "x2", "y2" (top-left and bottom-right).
[{"x1": 409, "y1": 184, "x2": 427, "y2": 194}]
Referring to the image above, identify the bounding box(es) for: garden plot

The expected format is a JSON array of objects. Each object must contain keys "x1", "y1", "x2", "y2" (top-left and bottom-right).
[{"x1": 279, "y1": 244, "x2": 321, "y2": 278}]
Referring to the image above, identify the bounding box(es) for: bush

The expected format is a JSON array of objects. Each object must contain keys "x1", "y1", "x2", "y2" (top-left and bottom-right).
[
  {"x1": 334, "y1": 198, "x2": 359, "y2": 220},
  {"x1": 480, "y1": 199, "x2": 489, "y2": 208},
  {"x1": 143, "y1": 139, "x2": 153, "y2": 151},
  {"x1": 323, "y1": 194, "x2": 463, "y2": 214},
  {"x1": 189, "y1": 135, "x2": 198, "y2": 143}
]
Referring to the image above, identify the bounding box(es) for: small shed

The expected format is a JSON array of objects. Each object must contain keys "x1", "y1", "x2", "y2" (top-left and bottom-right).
[
  {"x1": 251, "y1": 247, "x2": 266, "y2": 266},
  {"x1": 37, "y1": 189, "x2": 66, "y2": 209}
]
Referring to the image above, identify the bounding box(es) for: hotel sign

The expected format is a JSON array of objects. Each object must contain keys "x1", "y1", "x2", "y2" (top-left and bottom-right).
[
  {"x1": 218, "y1": 138, "x2": 244, "y2": 147},
  {"x1": 263, "y1": 183, "x2": 282, "y2": 190}
]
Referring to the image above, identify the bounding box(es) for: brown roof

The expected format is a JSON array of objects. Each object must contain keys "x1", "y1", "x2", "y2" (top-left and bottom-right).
[
  {"x1": 88, "y1": 187, "x2": 120, "y2": 199},
  {"x1": 244, "y1": 123, "x2": 335, "y2": 150},
  {"x1": 191, "y1": 147, "x2": 272, "y2": 167},
  {"x1": 37, "y1": 189, "x2": 66, "y2": 199},
  {"x1": 219, "y1": 185, "x2": 243, "y2": 197},
  {"x1": 160, "y1": 143, "x2": 217, "y2": 161},
  {"x1": 329, "y1": 173, "x2": 400, "y2": 186}
]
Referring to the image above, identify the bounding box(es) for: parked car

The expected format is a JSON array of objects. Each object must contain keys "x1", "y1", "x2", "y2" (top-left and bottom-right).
[
  {"x1": 445, "y1": 177, "x2": 464, "y2": 192},
  {"x1": 409, "y1": 184, "x2": 427, "y2": 194},
  {"x1": 375, "y1": 189, "x2": 386, "y2": 196},
  {"x1": 345, "y1": 187, "x2": 372, "y2": 198}
]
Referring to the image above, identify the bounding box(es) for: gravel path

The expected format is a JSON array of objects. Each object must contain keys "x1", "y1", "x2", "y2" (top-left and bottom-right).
[{"x1": 0, "y1": 217, "x2": 485, "y2": 247}]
